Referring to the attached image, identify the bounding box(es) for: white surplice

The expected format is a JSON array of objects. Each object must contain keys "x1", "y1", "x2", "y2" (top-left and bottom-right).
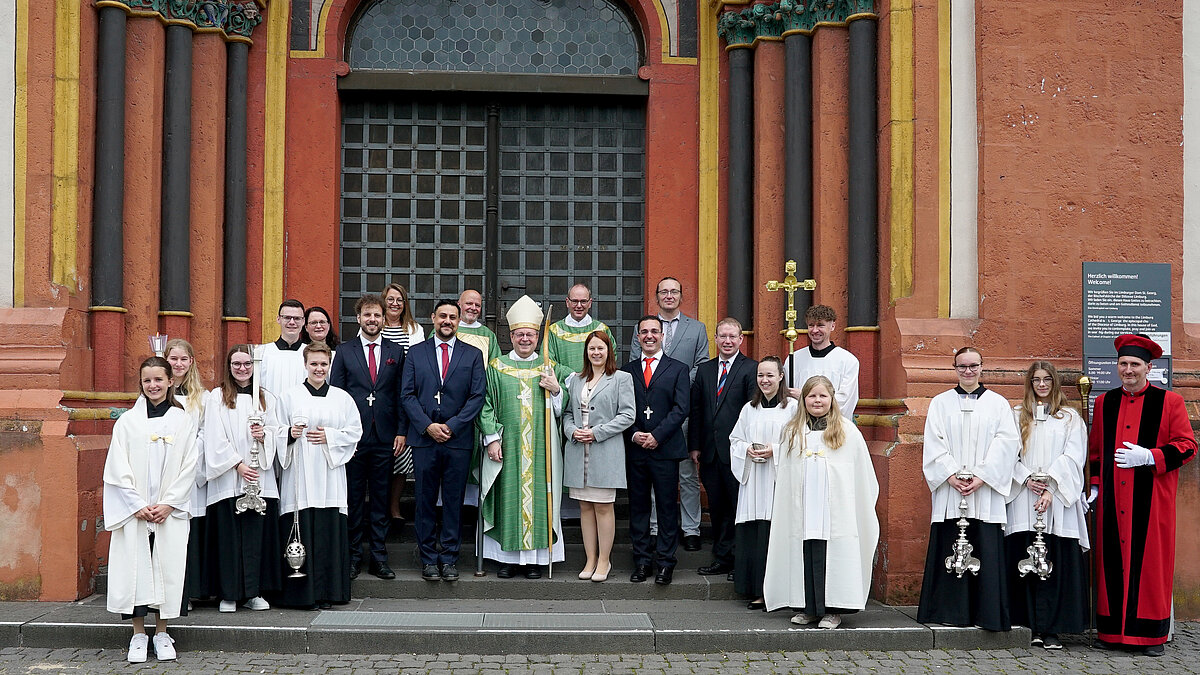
[
  {"x1": 176, "y1": 394, "x2": 208, "y2": 518},
  {"x1": 103, "y1": 399, "x2": 199, "y2": 619},
  {"x1": 256, "y1": 342, "x2": 306, "y2": 400},
  {"x1": 783, "y1": 345, "x2": 860, "y2": 420},
  {"x1": 1005, "y1": 405, "x2": 1090, "y2": 548},
  {"x1": 202, "y1": 389, "x2": 281, "y2": 505},
  {"x1": 276, "y1": 383, "x2": 362, "y2": 515},
  {"x1": 728, "y1": 401, "x2": 795, "y2": 523},
  {"x1": 922, "y1": 388, "x2": 1019, "y2": 524},
  {"x1": 763, "y1": 422, "x2": 880, "y2": 612}
]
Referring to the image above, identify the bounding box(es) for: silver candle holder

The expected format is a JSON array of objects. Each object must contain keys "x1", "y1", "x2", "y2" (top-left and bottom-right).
[
  {"x1": 235, "y1": 350, "x2": 268, "y2": 516},
  {"x1": 1017, "y1": 472, "x2": 1054, "y2": 580},
  {"x1": 945, "y1": 469, "x2": 982, "y2": 578}
]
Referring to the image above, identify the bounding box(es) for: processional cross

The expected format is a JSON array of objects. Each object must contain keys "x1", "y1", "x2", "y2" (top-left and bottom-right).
[{"x1": 764, "y1": 259, "x2": 817, "y2": 388}]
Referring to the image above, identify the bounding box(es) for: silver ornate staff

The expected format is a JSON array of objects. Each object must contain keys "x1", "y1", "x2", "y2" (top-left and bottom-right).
[
  {"x1": 1016, "y1": 469, "x2": 1053, "y2": 580},
  {"x1": 945, "y1": 468, "x2": 982, "y2": 578},
  {"x1": 235, "y1": 349, "x2": 268, "y2": 515}
]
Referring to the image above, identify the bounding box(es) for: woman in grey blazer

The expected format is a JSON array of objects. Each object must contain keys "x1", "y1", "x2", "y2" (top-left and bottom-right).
[{"x1": 563, "y1": 331, "x2": 636, "y2": 582}]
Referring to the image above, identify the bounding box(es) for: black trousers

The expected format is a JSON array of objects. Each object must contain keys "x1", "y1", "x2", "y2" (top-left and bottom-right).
[
  {"x1": 346, "y1": 442, "x2": 392, "y2": 565},
  {"x1": 412, "y1": 443, "x2": 472, "y2": 566},
  {"x1": 699, "y1": 457, "x2": 739, "y2": 565},
  {"x1": 628, "y1": 456, "x2": 681, "y2": 568}
]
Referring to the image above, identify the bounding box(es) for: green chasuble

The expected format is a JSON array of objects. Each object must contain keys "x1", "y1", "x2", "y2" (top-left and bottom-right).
[
  {"x1": 456, "y1": 323, "x2": 501, "y2": 363},
  {"x1": 478, "y1": 354, "x2": 574, "y2": 552},
  {"x1": 546, "y1": 319, "x2": 615, "y2": 373}
]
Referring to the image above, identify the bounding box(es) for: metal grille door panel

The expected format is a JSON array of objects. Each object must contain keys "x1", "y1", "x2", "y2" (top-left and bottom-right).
[{"x1": 341, "y1": 95, "x2": 645, "y2": 350}]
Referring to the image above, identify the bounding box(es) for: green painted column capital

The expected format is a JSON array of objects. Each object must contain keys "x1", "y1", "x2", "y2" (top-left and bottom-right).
[{"x1": 718, "y1": 0, "x2": 877, "y2": 48}]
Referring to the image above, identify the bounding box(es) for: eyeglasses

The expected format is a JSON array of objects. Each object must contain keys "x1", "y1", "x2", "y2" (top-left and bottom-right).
[
  {"x1": 955, "y1": 363, "x2": 982, "y2": 372},
  {"x1": 567, "y1": 299, "x2": 590, "y2": 305},
  {"x1": 1031, "y1": 377, "x2": 1054, "y2": 385},
  {"x1": 656, "y1": 289, "x2": 681, "y2": 296},
  {"x1": 307, "y1": 320, "x2": 329, "y2": 326},
  {"x1": 279, "y1": 315, "x2": 304, "y2": 324},
  {"x1": 231, "y1": 361, "x2": 254, "y2": 369},
  {"x1": 386, "y1": 299, "x2": 405, "y2": 305}
]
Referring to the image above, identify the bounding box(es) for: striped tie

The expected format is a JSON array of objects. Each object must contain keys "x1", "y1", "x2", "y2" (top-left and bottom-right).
[{"x1": 716, "y1": 360, "x2": 728, "y2": 397}]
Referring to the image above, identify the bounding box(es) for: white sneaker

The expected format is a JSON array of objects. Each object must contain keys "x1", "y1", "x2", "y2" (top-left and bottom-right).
[
  {"x1": 152, "y1": 632, "x2": 176, "y2": 661},
  {"x1": 219, "y1": 600, "x2": 237, "y2": 613},
  {"x1": 127, "y1": 633, "x2": 149, "y2": 663},
  {"x1": 243, "y1": 596, "x2": 270, "y2": 611},
  {"x1": 818, "y1": 614, "x2": 842, "y2": 629},
  {"x1": 790, "y1": 613, "x2": 819, "y2": 625}
]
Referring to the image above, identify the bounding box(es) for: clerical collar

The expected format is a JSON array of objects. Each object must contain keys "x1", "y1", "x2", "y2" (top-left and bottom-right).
[
  {"x1": 1122, "y1": 381, "x2": 1151, "y2": 397},
  {"x1": 236, "y1": 383, "x2": 253, "y2": 395},
  {"x1": 809, "y1": 343, "x2": 836, "y2": 358},
  {"x1": 146, "y1": 397, "x2": 172, "y2": 418},
  {"x1": 274, "y1": 337, "x2": 302, "y2": 351},
  {"x1": 176, "y1": 384, "x2": 189, "y2": 396},
  {"x1": 564, "y1": 314, "x2": 593, "y2": 328},
  {"x1": 955, "y1": 385, "x2": 987, "y2": 397},
  {"x1": 809, "y1": 414, "x2": 829, "y2": 431},
  {"x1": 508, "y1": 350, "x2": 539, "y2": 362},
  {"x1": 761, "y1": 393, "x2": 782, "y2": 409},
  {"x1": 304, "y1": 380, "x2": 329, "y2": 397},
  {"x1": 459, "y1": 320, "x2": 482, "y2": 329}
]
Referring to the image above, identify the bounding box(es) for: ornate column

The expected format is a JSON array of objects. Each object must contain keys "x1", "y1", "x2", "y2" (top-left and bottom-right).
[
  {"x1": 222, "y1": 3, "x2": 263, "y2": 351},
  {"x1": 718, "y1": 13, "x2": 757, "y2": 332},
  {"x1": 90, "y1": 3, "x2": 129, "y2": 391},
  {"x1": 782, "y1": 22, "x2": 813, "y2": 313},
  {"x1": 158, "y1": 14, "x2": 194, "y2": 340}
]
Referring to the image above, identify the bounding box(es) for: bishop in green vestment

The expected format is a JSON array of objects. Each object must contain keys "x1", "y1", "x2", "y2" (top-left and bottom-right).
[
  {"x1": 479, "y1": 296, "x2": 574, "y2": 572},
  {"x1": 546, "y1": 284, "x2": 616, "y2": 372}
]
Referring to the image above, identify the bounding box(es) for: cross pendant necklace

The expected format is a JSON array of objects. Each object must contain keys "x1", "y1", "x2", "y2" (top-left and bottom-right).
[
  {"x1": 643, "y1": 405, "x2": 653, "y2": 420},
  {"x1": 366, "y1": 392, "x2": 376, "y2": 407},
  {"x1": 434, "y1": 390, "x2": 442, "y2": 405}
]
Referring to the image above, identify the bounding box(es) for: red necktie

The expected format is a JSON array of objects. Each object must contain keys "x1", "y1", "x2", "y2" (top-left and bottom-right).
[
  {"x1": 440, "y1": 342, "x2": 450, "y2": 381},
  {"x1": 717, "y1": 360, "x2": 728, "y2": 397},
  {"x1": 367, "y1": 342, "x2": 377, "y2": 383},
  {"x1": 643, "y1": 357, "x2": 655, "y2": 387}
]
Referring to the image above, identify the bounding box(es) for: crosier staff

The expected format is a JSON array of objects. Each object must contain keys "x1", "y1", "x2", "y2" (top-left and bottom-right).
[{"x1": 540, "y1": 304, "x2": 555, "y2": 579}]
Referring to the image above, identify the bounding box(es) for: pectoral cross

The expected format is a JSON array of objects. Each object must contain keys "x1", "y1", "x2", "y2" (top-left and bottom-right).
[
  {"x1": 643, "y1": 405, "x2": 653, "y2": 420},
  {"x1": 366, "y1": 392, "x2": 376, "y2": 407},
  {"x1": 434, "y1": 391, "x2": 442, "y2": 406},
  {"x1": 518, "y1": 388, "x2": 533, "y2": 407}
]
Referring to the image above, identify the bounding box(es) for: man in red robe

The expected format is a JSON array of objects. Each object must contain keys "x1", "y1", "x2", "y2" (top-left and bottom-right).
[{"x1": 1088, "y1": 333, "x2": 1196, "y2": 656}]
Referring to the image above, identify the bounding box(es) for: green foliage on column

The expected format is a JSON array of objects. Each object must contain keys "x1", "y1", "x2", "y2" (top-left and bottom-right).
[
  {"x1": 718, "y1": 0, "x2": 876, "y2": 48},
  {"x1": 103, "y1": 0, "x2": 264, "y2": 42}
]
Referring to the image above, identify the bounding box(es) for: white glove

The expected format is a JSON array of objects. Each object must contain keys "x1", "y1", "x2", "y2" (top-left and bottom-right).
[
  {"x1": 1115, "y1": 441, "x2": 1155, "y2": 469},
  {"x1": 1083, "y1": 486, "x2": 1099, "y2": 513}
]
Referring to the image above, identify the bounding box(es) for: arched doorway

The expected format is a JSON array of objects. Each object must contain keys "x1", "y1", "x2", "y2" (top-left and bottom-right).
[{"x1": 338, "y1": 0, "x2": 648, "y2": 353}]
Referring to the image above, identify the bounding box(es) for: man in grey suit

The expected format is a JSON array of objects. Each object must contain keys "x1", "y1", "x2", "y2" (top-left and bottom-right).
[{"x1": 630, "y1": 277, "x2": 710, "y2": 551}]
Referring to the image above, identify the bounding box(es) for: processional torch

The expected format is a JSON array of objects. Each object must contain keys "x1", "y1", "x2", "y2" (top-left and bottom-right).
[
  {"x1": 1017, "y1": 406, "x2": 1053, "y2": 580},
  {"x1": 235, "y1": 350, "x2": 268, "y2": 516},
  {"x1": 149, "y1": 333, "x2": 169, "y2": 358},
  {"x1": 945, "y1": 393, "x2": 981, "y2": 578},
  {"x1": 765, "y1": 260, "x2": 817, "y2": 389}
]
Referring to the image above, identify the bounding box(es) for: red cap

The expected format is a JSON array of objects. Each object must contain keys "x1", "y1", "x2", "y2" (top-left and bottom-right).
[{"x1": 1114, "y1": 333, "x2": 1162, "y2": 363}]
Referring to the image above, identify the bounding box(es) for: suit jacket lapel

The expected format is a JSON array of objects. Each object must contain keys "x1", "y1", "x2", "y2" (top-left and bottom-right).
[
  {"x1": 351, "y1": 337, "x2": 370, "y2": 381},
  {"x1": 443, "y1": 341, "x2": 464, "y2": 382},
  {"x1": 425, "y1": 340, "x2": 441, "y2": 383},
  {"x1": 589, "y1": 373, "x2": 613, "y2": 401}
]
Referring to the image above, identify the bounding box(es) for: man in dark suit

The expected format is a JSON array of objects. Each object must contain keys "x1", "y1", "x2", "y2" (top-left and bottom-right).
[
  {"x1": 330, "y1": 293, "x2": 407, "y2": 580},
  {"x1": 689, "y1": 317, "x2": 757, "y2": 579},
  {"x1": 622, "y1": 315, "x2": 691, "y2": 585},
  {"x1": 400, "y1": 299, "x2": 486, "y2": 582}
]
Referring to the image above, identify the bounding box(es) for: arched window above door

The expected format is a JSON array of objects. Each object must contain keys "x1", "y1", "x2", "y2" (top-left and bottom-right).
[{"x1": 349, "y1": 0, "x2": 642, "y2": 76}]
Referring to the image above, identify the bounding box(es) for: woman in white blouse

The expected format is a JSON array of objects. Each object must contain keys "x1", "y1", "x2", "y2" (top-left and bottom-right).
[
  {"x1": 1005, "y1": 361, "x2": 1090, "y2": 649},
  {"x1": 727, "y1": 356, "x2": 793, "y2": 609}
]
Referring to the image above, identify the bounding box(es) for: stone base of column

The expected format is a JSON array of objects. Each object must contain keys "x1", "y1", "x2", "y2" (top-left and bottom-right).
[
  {"x1": 222, "y1": 317, "x2": 251, "y2": 354},
  {"x1": 158, "y1": 312, "x2": 192, "y2": 343},
  {"x1": 89, "y1": 308, "x2": 126, "y2": 391}
]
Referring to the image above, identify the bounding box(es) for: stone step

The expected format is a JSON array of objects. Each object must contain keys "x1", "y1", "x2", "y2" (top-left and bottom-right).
[{"x1": 0, "y1": 598, "x2": 1031, "y2": 655}]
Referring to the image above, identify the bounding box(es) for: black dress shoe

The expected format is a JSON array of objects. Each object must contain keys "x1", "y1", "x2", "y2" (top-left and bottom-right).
[
  {"x1": 1143, "y1": 644, "x2": 1165, "y2": 657},
  {"x1": 630, "y1": 564, "x2": 651, "y2": 583},
  {"x1": 697, "y1": 561, "x2": 733, "y2": 576},
  {"x1": 683, "y1": 535, "x2": 701, "y2": 551},
  {"x1": 655, "y1": 567, "x2": 674, "y2": 585},
  {"x1": 349, "y1": 560, "x2": 361, "y2": 580},
  {"x1": 747, "y1": 599, "x2": 765, "y2": 610},
  {"x1": 726, "y1": 571, "x2": 735, "y2": 582},
  {"x1": 369, "y1": 562, "x2": 396, "y2": 580},
  {"x1": 422, "y1": 564, "x2": 441, "y2": 581},
  {"x1": 441, "y1": 564, "x2": 459, "y2": 581},
  {"x1": 524, "y1": 565, "x2": 542, "y2": 579},
  {"x1": 497, "y1": 564, "x2": 516, "y2": 579},
  {"x1": 317, "y1": 602, "x2": 331, "y2": 610}
]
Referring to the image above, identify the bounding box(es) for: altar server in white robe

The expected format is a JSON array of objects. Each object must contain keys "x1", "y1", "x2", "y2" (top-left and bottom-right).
[
  {"x1": 104, "y1": 357, "x2": 199, "y2": 663},
  {"x1": 203, "y1": 345, "x2": 282, "y2": 613},
  {"x1": 763, "y1": 375, "x2": 879, "y2": 629},
  {"x1": 164, "y1": 338, "x2": 210, "y2": 606},
  {"x1": 257, "y1": 299, "x2": 308, "y2": 398},
  {"x1": 1005, "y1": 361, "x2": 1090, "y2": 649},
  {"x1": 728, "y1": 356, "x2": 794, "y2": 610},
  {"x1": 277, "y1": 341, "x2": 363, "y2": 609},
  {"x1": 783, "y1": 305, "x2": 859, "y2": 421},
  {"x1": 917, "y1": 347, "x2": 1019, "y2": 632}
]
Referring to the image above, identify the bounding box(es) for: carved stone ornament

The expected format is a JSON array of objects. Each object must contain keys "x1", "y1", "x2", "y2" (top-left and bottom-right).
[
  {"x1": 101, "y1": 0, "x2": 265, "y2": 42},
  {"x1": 717, "y1": 0, "x2": 876, "y2": 48}
]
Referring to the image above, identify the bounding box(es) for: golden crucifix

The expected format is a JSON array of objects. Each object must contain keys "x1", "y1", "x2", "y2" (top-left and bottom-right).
[{"x1": 765, "y1": 259, "x2": 816, "y2": 388}]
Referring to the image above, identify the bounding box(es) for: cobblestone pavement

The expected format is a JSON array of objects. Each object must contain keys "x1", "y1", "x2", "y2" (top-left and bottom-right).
[{"x1": 3, "y1": 626, "x2": 1198, "y2": 674}]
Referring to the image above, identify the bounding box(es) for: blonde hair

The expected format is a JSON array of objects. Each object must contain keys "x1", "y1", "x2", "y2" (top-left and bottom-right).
[
  {"x1": 1018, "y1": 360, "x2": 1070, "y2": 455},
  {"x1": 781, "y1": 375, "x2": 846, "y2": 454},
  {"x1": 164, "y1": 338, "x2": 204, "y2": 413}
]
